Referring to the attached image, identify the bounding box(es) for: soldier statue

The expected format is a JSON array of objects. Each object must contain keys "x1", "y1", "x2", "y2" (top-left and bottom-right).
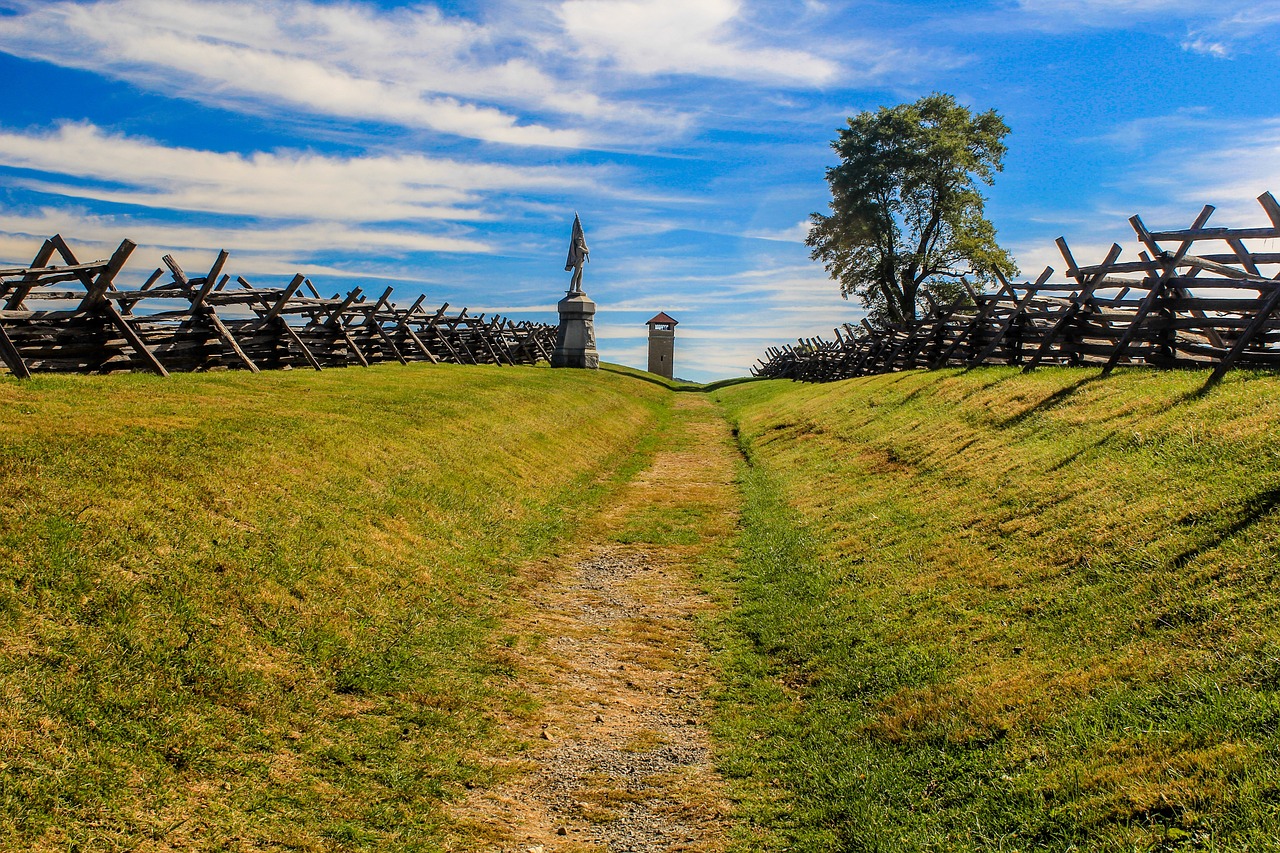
[{"x1": 565, "y1": 213, "x2": 589, "y2": 293}]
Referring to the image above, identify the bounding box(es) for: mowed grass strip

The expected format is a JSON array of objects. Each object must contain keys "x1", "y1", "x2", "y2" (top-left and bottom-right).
[
  {"x1": 709, "y1": 368, "x2": 1280, "y2": 852},
  {"x1": 0, "y1": 363, "x2": 668, "y2": 851}
]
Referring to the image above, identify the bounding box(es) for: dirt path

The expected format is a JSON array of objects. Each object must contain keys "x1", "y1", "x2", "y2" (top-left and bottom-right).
[{"x1": 449, "y1": 395, "x2": 740, "y2": 852}]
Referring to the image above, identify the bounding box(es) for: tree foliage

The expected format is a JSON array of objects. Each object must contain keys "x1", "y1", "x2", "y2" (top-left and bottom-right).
[{"x1": 806, "y1": 93, "x2": 1017, "y2": 325}]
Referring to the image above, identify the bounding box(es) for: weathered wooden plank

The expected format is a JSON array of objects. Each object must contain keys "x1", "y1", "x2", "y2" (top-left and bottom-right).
[
  {"x1": 5, "y1": 241, "x2": 61, "y2": 310},
  {"x1": 1132, "y1": 207, "x2": 1228, "y2": 351},
  {"x1": 162, "y1": 254, "x2": 191, "y2": 290},
  {"x1": 102, "y1": 300, "x2": 168, "y2": 377},
  {"x1": 1206, "y1": 280, "x2": 1280, "y2": 388},
  {"x1": 393, "y1": 295, "x2": 439, "y2": 364},
  {"x1": 324, "y1": 287, "x2": 363, "y2": 327},
  {"x1": 1101, "y1": 265, "x2": 1170, "y2": 375},
  {"x1": 261, "y1": 274, "x2": 307, "y2": 322},
  {"x1": 0, "y1": 322, "x2": 32, "y2": 378},
  {"x1": 1150, "y1": 226, "x2": 1280, "y2": 241},
  {"x1": 1260, "y1": 192, "x2": 1280, "y2": 229},
  {"x1": 202, "y1": 307, "x2": 260, "y2": 373},
  {"x1": 189, "y1": 250, "x2": 229, "y2": 312},
  {"x1": 1023, "y1": 243, "x2": 1123, "y2": 372},
  {"x1": 1227, "y1": 238, "x2": 1263, "y2": 277},
  {"x1": 277, "y1": 320, "x2": 323, "y2": 371},
  {"x1": 481, "y1": 316, "x2": 514, "y2": 366},
  {"x1": 141, "y1": 268, "x2": 165, "y2": 291},
  {"x1": 1177, "y1": 253, "x2": 1274, "y2": 282},
  {"x1": 76, "y1": 240, "x2": 138, "y2": 312},
  {"x1": 422, "y1": 304, "x2": 468, "y2": 363},
  {"x1": 336, "y1": 323, "x2": 370, "y2": 367},
  {"x1": 970, "y1": 285, "x2": 1039, "y2": 366}
]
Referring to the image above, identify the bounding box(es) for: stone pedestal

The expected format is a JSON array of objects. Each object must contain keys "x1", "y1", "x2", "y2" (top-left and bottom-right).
[{"x1": 552, "y1": 291, "x2": 599, "y2": 369}]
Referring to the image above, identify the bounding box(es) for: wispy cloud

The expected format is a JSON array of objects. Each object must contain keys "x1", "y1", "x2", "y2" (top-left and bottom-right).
[
  {"x1": 558, "y1": 0, "x2": 837, "y2": 84},
  {"x1": 745, "y1": 220, "x2": 813, "y2": 243},
  {"x1": 0, "y1": 206, "x2": 490, "y2": 268},
  {"x1": 999, "y1": 112, "x2": 1280, "y2": 284},
  {"x1": 1009, "y1": 0, "x2": 1279, "y2": 55},
  {"x1": 0, "y1": 123, "x2": 603, "y2": 223},
  {"x1": 1180, "y1": 35, "x2": 1232, "y2": 57},
  {"x1": 1162, "y1": 124, "x2": 1280, "y2": 226},
  {"x1": 1012, "y1": 0, "x2": 1238, "y2": 22},
  {"x1": 0, "y1": 0, "x2": 929, "y2": 151},
  {"x1": 0, "y1": 0, "x2": 607, "y2": 146},
  {"x1": 1090, "y1": 113, "x2": 1280, "y2": 227}
]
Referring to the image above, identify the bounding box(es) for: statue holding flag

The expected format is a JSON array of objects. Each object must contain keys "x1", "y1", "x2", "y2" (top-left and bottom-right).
[
  {"x1": 551, "y1": 213, "x2": 599, "y2": 369},
  {"x1": 565, "y1": 213, "x2": 589, "y2": 293}
]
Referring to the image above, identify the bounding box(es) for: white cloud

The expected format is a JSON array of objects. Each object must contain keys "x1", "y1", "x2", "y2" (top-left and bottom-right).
[
  {"x1": 1011, "y1": 0, "x2": 1280, "y2": 55},
  {"x1": 592, "y1": 259, "x2": 861, "y2": 376},
  {"x1": 0, "y1": 0, "x2": 615, "y2": 146},
  {"x1": 1180, "y1": 35, "x2": 1231, "y2": 57},
  {"x1": 559, "y1": 0, "x2": 838, "y2": 84},
  {"x1": 0, "y1": 123, "x2": 602, "y2": 224},
  {"x1": 1013, "y1": 0, "x2": 1234, "y2": 20},
  {"x1": 746, "y1": 220, "x2": 814, "y2": 243},
  {"x1": 1094, "y1": 115, "x2": 1280, "y2": 227},
  {"x1": 0, "y1": 207, "x2": 490, "y2": 269},
  {"x1": 0, "y1": 0, "x2": 935, "y2": 150},
  {"x1": 1167, "y1": 132, "x2": 1280, "y2": 226}
]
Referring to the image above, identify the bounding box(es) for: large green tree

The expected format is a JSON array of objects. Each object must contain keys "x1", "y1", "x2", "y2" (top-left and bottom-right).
[{"x1": 806, "y1": 93, "x2": 1016, "y2": 325}]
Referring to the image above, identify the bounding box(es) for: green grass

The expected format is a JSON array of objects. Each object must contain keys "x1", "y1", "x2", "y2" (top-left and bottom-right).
[
  {"x1": 0, "y1": 363, "x2": 669, "y2": 851},
  {"x1": 598, "y1": 361, "x2": 703, "y2": 391},
  {"x1": 9, "y1": 359, "x2": 1280, "y2": 851},
  {"x1": 708, "y1": 368, "x2": 1280, "y2": 852}
]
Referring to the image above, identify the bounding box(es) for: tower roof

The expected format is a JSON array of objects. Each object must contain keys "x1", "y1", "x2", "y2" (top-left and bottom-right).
[{"x1": 645, "y1": 311, "x2": 678, "y2": 326}]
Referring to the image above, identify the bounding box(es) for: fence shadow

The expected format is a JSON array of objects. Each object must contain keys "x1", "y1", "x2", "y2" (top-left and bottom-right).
[{"x1": 997, "y1": 374, "x2": 1106, "y2": 429}]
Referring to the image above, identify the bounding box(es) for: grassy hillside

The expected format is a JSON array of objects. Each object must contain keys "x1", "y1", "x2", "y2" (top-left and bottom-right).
[
  {"x1": 9, "y1": 360, "x2": 1280, "y2": 851},
  {"x1": 710, "y1": 368, "x2": 1280, "y2": 851},
  {"x1": 0, "y1": 363, "x2": 668, "y2": 850}
]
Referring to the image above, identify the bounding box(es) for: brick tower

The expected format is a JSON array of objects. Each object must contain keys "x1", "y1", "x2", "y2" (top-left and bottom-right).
[{"x1": 646, "y1": 312, "x2": 678, "y2": 379}]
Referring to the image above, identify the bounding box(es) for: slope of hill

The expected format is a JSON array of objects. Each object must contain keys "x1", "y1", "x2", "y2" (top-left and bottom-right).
[
  {"x1": 710, "y1": 368, "x2": 1280, "y2": 851},
  {"x1": 0, "y1": 364, "x2": 668, "y2": 850},
  {"x1": 8, "y1": 361, "x2": 1280, "y2": 850}
]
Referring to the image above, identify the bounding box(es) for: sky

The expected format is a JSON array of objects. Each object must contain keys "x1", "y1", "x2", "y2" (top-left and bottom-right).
[{"x1": 1, "y1": 0, "x2": 1278, "y2": 381}]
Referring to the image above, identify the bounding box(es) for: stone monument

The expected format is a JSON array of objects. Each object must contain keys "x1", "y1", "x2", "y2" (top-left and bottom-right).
[{"x1": 551, "y1": 214, "x2": 600, "y2": 369}]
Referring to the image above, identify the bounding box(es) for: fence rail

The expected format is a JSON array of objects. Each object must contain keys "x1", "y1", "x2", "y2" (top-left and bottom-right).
[
  {"x1": 0, "y1": 235, "x2": 555, "y2": 378},
  {"x1": 753, "y1": 192, "x2": 1280, "y2": 390}
]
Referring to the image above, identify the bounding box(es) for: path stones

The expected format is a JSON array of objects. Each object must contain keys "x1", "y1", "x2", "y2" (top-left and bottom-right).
[{"x1": 454, "y1": 396, "x2": 737, "y2": 851}]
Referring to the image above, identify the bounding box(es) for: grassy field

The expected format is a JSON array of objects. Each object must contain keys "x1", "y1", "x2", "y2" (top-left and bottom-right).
[
  {"x1": 0, "y1": 363, "x2": 669, "y2": 851},
  {"x1": 708, "y1": 368, "x2": 1280, "y2": 851},
  {"x1": 7, "y1": 360, "x2": 1280, "y2": 851}
]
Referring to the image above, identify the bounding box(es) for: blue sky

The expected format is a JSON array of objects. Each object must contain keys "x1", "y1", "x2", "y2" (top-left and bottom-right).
[{"x1": 1, "y1": 0, "x2": 1278, "y2": 381}]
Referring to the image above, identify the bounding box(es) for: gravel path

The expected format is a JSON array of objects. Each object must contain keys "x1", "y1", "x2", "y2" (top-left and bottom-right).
[{"x1": 450, "y1": 396, "x2": 737, "y2": 852}]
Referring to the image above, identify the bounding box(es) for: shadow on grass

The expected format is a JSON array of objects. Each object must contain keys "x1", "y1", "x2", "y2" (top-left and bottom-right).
[
  {"x1": 1170, "y1": 482, "x2": 1280, "y2": 570},
  {"x1": 1178, "y1": 366, "x2": 1262, "y2": 403},
  {"x1": 696, "y1": 376, "x2": 763, "y2": 393},
  {"x1": 599, "y1": 364, "x2": 682, "y2": 390},
  {"x1": 598, "y1": 363, "x2": 760, "y2": 394},
  {"x1": 997, "y1": 373, "x2": 1107, "y2": 428},
  {"x1": 1046, "y1": 430, "x2": 1118, "y2": 472}
]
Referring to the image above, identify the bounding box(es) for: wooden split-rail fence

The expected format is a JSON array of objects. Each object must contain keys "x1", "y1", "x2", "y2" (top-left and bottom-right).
[
  {"x1": 0, "y1": 236, "x2": 557, "y2": 378},
  {"x1": 754, "y1": 192, "x2": 1280, "y2": 390}
]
